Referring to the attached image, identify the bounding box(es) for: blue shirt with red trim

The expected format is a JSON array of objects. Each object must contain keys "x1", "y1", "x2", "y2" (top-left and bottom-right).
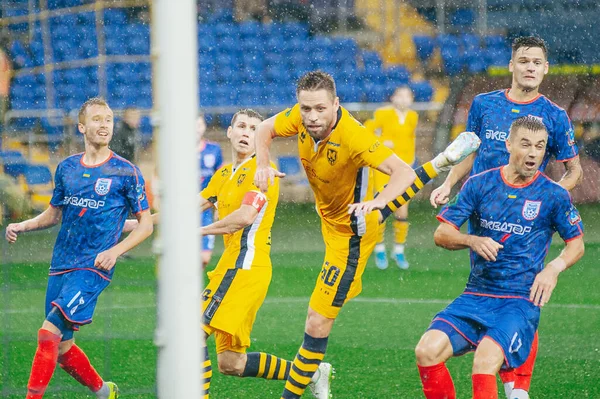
[
  {"x1": 199, "y1": 141, "x2": 223, "y2": 190},
  {"x1": 467, "y1": 89, "x2": 578, "y2": 175},
  {"x1": 437, "y1": 167, "x2": 583, "y2": 297},
  {"x1": 49, "y1": 152, "x2": 149, "y2": 279}
]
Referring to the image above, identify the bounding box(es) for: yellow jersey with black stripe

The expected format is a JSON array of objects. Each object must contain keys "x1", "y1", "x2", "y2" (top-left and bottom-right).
[
  {"x1": 273, "y1": 104, "x2": 393, "y2": 236},
  {"x1": 201, "y1": 156, "x2": 279, "y2": 270},
  {"x1": 364, "y1": 107, "x2": 418, "y2": 165}
]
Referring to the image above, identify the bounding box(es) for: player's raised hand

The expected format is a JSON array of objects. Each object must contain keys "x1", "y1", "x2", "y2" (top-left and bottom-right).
[
  {"x1": 348, "y1": 198, "x2": 387, "y2": 217},
  {"x1": 254, "y1": 166, "x2": 285, "y2": 193},
  {"x1": 5, "y1": 223, "x2": 23, "y2": 244},
  {"x1": 530, "y1": 261, "x2": 563, "y2": 307},
  {"x1": 430, "y1": 184, "x2": 451, "y2": 208},
  {"x1": 468, "y1": 236, "x2": 503, "y2": 261},
  {"x1": 94, "y1": 249, "x2": 119, "y2": 272}
]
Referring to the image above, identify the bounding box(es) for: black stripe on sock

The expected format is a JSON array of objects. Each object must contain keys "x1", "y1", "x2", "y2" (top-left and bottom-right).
[
  {"x1": 297, "y1": 353, "x2": 322, "y2": 365},
  {"x1": 414, "y1": 165, "x2": 433, "y2": 185},
  {"x1": 261, "y1": 354, "x2": 272, "y2": 378},
  {"x1": 285, "y1": 359, "x2": 292, "y2": 376},
  {"x1": 287, "y1": 376, "x2": 306, "y2": 390},
  {"x1": 291, "y1": 364, "x2": 314, "y2": 378},
  {"x1": 273, "y1": 357, "x2": 281, "y2": 379}
]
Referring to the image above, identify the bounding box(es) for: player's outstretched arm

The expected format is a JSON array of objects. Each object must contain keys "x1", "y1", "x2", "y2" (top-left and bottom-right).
[
  {"x1": 530, "y1": 236, "x2": 584, "y2": 307},
  {"x1": 557, "y1": 156, "x2": 583, "y2": 191},
  {"x1": 254, "y1": 115, "x2": 285, "y2": 193},
  {"x1": 95, "y1": 210, "x2": 153, "y2": 271},
  {"x1": 434, "y1": 222, "x2": 503, "y2": 261},
  {"x1": 348, "y1": 154, "x2": 416, "y2": 216},
  {"x1": 5, "y1": 206, "x2": 62, "y2": 244},
  {"x1": 430, "y1": 153, "x2": 476, "y2": 208}
]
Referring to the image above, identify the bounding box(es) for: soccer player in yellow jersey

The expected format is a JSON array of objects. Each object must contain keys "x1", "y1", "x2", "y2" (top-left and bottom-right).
[
  {"x1": 253, "y1": 71, "x2": 480, "y2": 399},
  {"x1": 126, "y1": 110, "x2": 326, "y2": 398},
  {"x1": 365, "y1": 85, "x2": 418, "y2": 270}
]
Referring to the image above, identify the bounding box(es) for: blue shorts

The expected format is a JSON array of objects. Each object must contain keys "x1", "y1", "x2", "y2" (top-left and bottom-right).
[
  {"x1": 428, "y1": 293, "x2": 540, "y2": 369},
  {"x1": 201, "y1": 208, "x2": 215, "y2": 252},
  {"x1": 46, "y1": 269, "x2": 111, "y2": 330}
]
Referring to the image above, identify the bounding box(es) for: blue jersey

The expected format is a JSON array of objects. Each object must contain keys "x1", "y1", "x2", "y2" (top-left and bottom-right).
[
  {"x1": 49, "y1": 152, "x2": 149, "y2": 279},
  {"x1": 437, "y1": 167, "x2": 583, "y2": 298},
  {"x1": 199, "y1": 141, "x2": 223, "y2": 190},
  {"x1": 467, "y1": 90, "x2": 578, "y2": 175}
]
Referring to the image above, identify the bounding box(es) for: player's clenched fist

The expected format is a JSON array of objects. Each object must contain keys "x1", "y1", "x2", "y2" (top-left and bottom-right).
[
  {"x1": 94, "y1": 249, "x2": 119, "y2": 271},
  {"x1": 253, "y1": 166, "x2": 285, "y2": 193},
  {"x1": 430, "y1": 184, "x2": 451, "y2": 208},
  {"x1": 467, "y1": 236, "x2": 503, "y2": 261},
  {"x1": 5, "y1": 223, "x2": 24, "y2": 243}
]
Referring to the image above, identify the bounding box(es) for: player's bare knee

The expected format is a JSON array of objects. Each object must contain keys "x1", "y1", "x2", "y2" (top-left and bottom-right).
[
  {"x1": 217, "y1": 351, "x2": 246, "y2": 376},
  {"x1": 472, "y1": 341, "x2": 504, "y2": 374},
  {"x1": 305, "y1": 307, "x2": 334, "y2": 338},
  {"x1": 58, "y1": 339, "x2": 74, "y2": 356},
  {"x1": 415, "y1": 331, "x2": 451, "y2": 366}
]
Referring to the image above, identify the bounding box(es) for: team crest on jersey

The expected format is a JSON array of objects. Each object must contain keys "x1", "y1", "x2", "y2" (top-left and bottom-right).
[
  {"x1": 204, "y1": 154, "x2": 216, "y2": 168},
  {"x1": 522, "y1": 200, "x2": 541, "y2": 221},
  {"x1": 221, "y1": 168, "x2": 230, "y2": 177},
  {"x1": 136, "y1": 183, "x2": 145, "y2": 201},
  {"x1": 327, "y1": 148, "x2": 337, "y2": 165},
  {"x1": 94, "y1": 178, "x2": 112, "y2": 196},
  {"x1": 300, "y1": 131, "x2": 306, "y2": 143},
  {"x1": 237, "y1": 173, "x2": 246, "y2": 186}
]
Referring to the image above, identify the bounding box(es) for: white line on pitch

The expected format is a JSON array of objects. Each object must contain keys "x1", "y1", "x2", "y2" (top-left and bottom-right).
[{"x1": 2, "y1": 297, "x2": 600, "y2": 314}]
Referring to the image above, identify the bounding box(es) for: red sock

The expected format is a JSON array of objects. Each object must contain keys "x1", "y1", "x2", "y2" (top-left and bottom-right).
[
  {"x1": 498, "y1": 368, "x2": 515, "y2": 384},
  {"x1": 418, "y1": 363, "x2": 456, "y2": 399},
  {"x1": 514, "y1": 331, "x2": 538, "y2": 391},
  {"x1": 26, "y1": 329, "x2": 61, "y2": 399},
  {"x1": 472, "y1": 374, "x2": 498, "y2": 399},
  {"x1": 58, "y1": 344, "x2": 104, "y2": 392}
]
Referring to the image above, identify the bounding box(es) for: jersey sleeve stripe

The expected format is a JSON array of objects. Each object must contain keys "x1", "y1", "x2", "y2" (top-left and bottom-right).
[{"x1": 436, "y1": 214, "x2": 460, "y2": 230}]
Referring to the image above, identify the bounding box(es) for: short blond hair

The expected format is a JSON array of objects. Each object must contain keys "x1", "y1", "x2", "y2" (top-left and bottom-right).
[{"x1": 78, "y1": 97, "x2": 110, "y2": 124}]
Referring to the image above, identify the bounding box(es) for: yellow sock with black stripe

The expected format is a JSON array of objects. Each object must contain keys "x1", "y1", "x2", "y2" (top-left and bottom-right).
[
  {"x1": 281, "y1": 333, "x2": 328, "y2": 399},
  {"x1": 393, "y1": 217, "x2": 409, "y2": 244},
  {"x1": 201, "y1": 347, "x2": 212, "y2": 399},
  {"x1": 380, "y1": 162, "x2": 438, "y2": 221},
  {"x1": 242, "y1": 352, "x2": 292, "y2": 380}
]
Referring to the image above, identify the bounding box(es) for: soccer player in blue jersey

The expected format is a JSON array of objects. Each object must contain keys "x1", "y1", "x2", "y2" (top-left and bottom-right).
[
  {"x1": 5, "y1": 98, "x2": 153, "y2": 399},
  {"x1": 429, "y1": 36, "x2": 583, "y2": 398},
  {"x1": 416, "y1": 116, "x2": 585, "y2": 399},
  {"x1": 197, "y1": 114, "x2": 223, "y2": 267}
]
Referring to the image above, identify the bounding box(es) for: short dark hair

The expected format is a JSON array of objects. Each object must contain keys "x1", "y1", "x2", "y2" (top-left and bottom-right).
[
  {"x1": 78, "y1": 97, "x2": 110, "y2": 124},
  {"x1": 231, "y1": 108, "x2": 264, "y2": 126},
  {"x1": 512, "y1": 36, "x2": 548, "y2": 58},
  {"x1": 296, "y1": 71, "x2": 336, "y2": 99},
  {"x1": 509, "y1": 115, "x2": 548, "y2": 140}
]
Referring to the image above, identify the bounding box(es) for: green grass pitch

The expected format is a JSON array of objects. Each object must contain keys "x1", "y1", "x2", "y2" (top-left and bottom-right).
[{"x1": 1, "y1": 203, "x2": 599, "y2": 398}]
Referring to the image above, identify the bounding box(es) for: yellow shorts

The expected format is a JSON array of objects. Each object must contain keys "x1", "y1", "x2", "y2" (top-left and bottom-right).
[
  {"x1": 202, "y1": 266, "x2": 271, "y2": 354},
  {"x1": 309, "y1": 218, "x2": 378, "y2": 319}
]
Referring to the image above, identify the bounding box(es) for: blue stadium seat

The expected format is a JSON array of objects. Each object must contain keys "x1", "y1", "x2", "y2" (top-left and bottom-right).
[
  {"x1": 24, "y1": 165, "x2": 52, "y2": 185},
  {"x1": 410, "y1": 81, "x2": 434, "y2": 102},
  {"x1": 104, "y1": 9, "x2": 127, "y2": 25},
  {"x1": 413, "y1": 35, "x2": 436, "y2": 63},
  {"x1": 385, "y1": 66, "x2": 411, "y2": 85},
  {"x1": 239, "y1": 21, "x2": 261, "y2": 38},
  {"x1": 450, "y1": 9, "x2": 475, "y2": 29}
]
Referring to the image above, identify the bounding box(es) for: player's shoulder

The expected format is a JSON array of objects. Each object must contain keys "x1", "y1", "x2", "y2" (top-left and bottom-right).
[
  {"x1": 339, "y1": 106, "x2": 366, "y2": 131},
  {"x1": 374, "y1": 106, "x2": 395, "y2": 115},
  {"x1": 465, "y1": 167, "x2": 501, "y2": 187},
  {"x1": 537, "y1": 95, "x2": 569, "y2": 118},
  {"x1": 59, "y1": 152, "x2": 84, "y2": 167},
  {"x1": 474, "y1": 89, "x2": 505, "y2": 103},
  {"x1": 538, "y1": 172, "x2": 570, "y2": 197},
  {"x1": 111, "y1": 152, "x2": 142, "y2": 174}
]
